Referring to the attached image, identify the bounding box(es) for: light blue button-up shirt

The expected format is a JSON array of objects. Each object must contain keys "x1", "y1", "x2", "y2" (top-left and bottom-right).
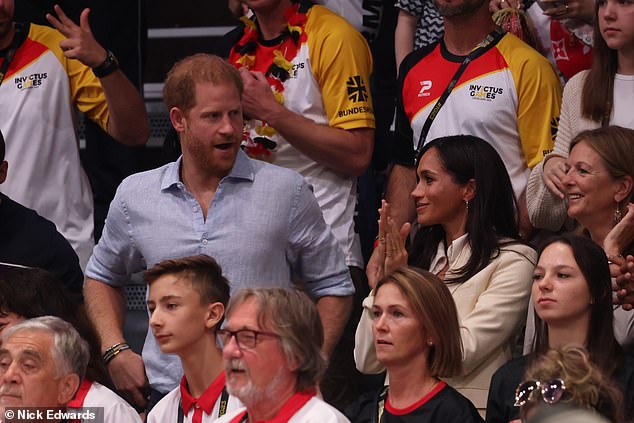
[{"x1": 86, "y1": 150, "x2": 354, "y2": 392}]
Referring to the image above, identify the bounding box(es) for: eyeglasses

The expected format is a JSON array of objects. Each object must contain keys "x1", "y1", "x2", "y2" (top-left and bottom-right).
[
  {"x1": 514, "y1": 379, "x2": 566, "y2": 407},
  {"x1": 217, "y1": 328, "x2": 279, "y2": 350}
]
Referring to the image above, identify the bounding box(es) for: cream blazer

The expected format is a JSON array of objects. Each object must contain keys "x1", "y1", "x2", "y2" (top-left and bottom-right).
[{"x1": 354, "y1": 236, "x2": 536, "y2": 411}]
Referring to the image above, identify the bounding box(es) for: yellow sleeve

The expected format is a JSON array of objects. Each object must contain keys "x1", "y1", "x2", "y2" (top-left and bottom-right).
[
  {"x1": 31, "y1": 24, "x2": 109, "y2": 133},
  {"x1": 499, "y1": 35, "x2": 562, "y2": 169},
  {"x1": 305, "y1": 6, "x2": 375, "y2": 130},
  {"x1": 67, "y1": 59, "x2": 109, "y2": 132}
]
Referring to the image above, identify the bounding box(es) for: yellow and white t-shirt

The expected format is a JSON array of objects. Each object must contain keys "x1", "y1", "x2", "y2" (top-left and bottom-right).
[
  {"x1": 237, "y1": 5, "x2": 375, "y2": 268},
  {"x1": 0, "y1": 23, "x2": 109, "y2": 268},
  {"x1": 394, "y1": 32, "x2": 562, "y2": 199}
]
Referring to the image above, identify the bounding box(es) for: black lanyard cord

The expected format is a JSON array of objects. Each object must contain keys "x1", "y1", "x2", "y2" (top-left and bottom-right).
[{"x1": 413, "y1": 27, "x2": 506, "y2": 166}]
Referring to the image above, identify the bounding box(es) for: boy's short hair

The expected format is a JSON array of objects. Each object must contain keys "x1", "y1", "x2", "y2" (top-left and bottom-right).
[{"x1": 144, "y1": 255, "x2": 230, "y2": 309}]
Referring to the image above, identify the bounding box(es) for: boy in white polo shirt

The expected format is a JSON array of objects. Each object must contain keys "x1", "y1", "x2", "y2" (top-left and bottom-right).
[{"x1": 145, "y1": 255, "x2": 241, "y2": 422}]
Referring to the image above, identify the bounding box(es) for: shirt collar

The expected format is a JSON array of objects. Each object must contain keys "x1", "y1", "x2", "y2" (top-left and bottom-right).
[
  {"x1": 429, "y1": 233, "x2": 470, "y2": 275},
  {"x1": 250, "y1": 389, "x2": 316, "y2": 423},
  {"x1": 160, "y1": 150, "x2": 255, "y2": 192},
  {"x1": 180, "y1": 372, "x2": 227, "y2": 416}
]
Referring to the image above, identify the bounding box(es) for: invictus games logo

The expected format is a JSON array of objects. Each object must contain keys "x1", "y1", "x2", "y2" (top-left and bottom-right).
[
  {"x1": 14, "y1": 73, "x2": 47, "y2": 90},
  {"x1": 290, "y1": 62, "x2": 305, "y2": 78},
  {"x1": 468, "y1": 83, "x2": 503, "y2": 101},
  {"x1": 346, "y1": 75, "x2": 368, "y2": 102}
]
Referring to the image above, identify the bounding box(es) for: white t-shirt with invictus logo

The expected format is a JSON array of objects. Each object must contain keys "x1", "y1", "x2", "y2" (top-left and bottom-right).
[
  {"x1": 0, "y1": 23, "x2": 109, "y2": 269},
  {"x1": 394, "y1": 32, "x2": 562, "y2": 200}
]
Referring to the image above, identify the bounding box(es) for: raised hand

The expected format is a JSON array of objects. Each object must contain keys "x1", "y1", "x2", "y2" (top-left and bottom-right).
[
  {"x1": 46, "y1": 5, "x2": 107, "y2": 68},
  {"x1": 539, "y1": 0, "x2": 594, "y2": 22},
  {"x1": 614, "y1": 255, "x2": 634, "y2": 311},
  {"x1": 604, "y1": 203, "x2": 634, "y2": 261},
  {"x1": 366, "y1": 200, "x2": 410, "y2": 290},
  {"x1": 239, "y1": 68, "x2": 283, "y2": 122},
  {"x1": 543, "y1": 156, "x2": 567, "y2": 199}
]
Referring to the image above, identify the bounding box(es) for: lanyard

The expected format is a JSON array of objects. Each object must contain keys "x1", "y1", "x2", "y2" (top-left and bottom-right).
[
  {"x1": 373, "y1": 386, "x2": 389, "y2": 423},
  {"x1": 177, "y1": 387, "x2": 229, "y2": 423},
  {"x1": 413, "y1": 27, "x2": 506, "y2": 166},
  {"x1": 0, "y1": 23, "x2": 25, "y2": 88}
]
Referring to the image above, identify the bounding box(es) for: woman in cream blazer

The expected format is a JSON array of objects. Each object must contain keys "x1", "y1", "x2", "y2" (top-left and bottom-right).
[{"x1": 357, "y1": 135, "x2": 536, "y2": 413}]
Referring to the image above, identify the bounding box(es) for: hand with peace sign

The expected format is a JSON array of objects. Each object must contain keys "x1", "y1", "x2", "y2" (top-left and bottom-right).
[{"x1": 46, "y1": 4, "x2": 107, "y2": 68}]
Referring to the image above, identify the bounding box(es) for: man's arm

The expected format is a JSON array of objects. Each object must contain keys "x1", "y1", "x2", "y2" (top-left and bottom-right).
[
  {"x1": 84, "y1": 277, "x2": 149, "y2": 408},
  {"x1": 287, "y1": 179, "x2": 356, "y2": 356},
  {"x1": 394, "y1": 9, "x2": 416, "y2": 68},
  {"x1": 385, "y1": 164, "x2": 416, "y2": 230},
  {"x1": 46, "y1": 6, "x2": 149, "y2": 146},
  {"x1": 316, "y1": 295, "x2": 353, "y2": 358},
  {"x1": 97, "y1": 66, "x2": 150, "y2": 146},
  {"x1": 240, "y1": 69, "x2": 373, "y2": 176},
  {"x1": 515, "y1": 47, "x2": 562, "y2": 170}
]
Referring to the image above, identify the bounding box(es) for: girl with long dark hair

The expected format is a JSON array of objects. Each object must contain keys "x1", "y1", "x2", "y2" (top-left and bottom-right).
[{"x1": 486, "y1": 234, "x2": 634, "y2": 423}]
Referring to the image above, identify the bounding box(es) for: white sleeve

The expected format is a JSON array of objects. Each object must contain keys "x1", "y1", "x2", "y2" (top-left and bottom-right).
[{"x1": 353, "y1": 293, "x2": 386, "y2": 374}]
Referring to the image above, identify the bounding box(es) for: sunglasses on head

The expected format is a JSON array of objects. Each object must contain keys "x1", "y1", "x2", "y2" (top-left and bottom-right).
[{"x1": 514, "y1": 378, "x2": 566, "y2": 407}]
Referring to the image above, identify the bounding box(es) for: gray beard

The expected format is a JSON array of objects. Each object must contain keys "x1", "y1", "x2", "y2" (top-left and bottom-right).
[{"x1": 226, "y1": 365, "x2": 288, "y2": 407}]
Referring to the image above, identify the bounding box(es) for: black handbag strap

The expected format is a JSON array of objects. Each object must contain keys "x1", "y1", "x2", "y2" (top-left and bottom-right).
[{"x1": 414, "y1": 27, "x2": 505, "y2": 165}]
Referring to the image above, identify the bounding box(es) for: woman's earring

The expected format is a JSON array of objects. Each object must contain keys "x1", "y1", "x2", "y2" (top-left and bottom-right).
[
  {"x1": 465, "y1": 200, "x2": 469, "y2": 211},
  {"x1": 427, "y1": 338, "x2": 434, "y2": 346},
  {"x1": 614, "y1": 202, "x2": 624, "y2": 225}
]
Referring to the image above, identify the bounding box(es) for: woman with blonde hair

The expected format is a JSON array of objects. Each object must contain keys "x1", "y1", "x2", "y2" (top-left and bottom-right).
[
  {"x1": 348, "y1": 267, "x2": 482, "y2": 422},
  {"x1": 516, "y1": 347, "x2": 624, "y2": 423}
]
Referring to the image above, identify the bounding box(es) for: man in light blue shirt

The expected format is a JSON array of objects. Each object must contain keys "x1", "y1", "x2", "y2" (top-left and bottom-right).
[{"x1": 83, "y1": 53, "x2": 354, "y2": 411}]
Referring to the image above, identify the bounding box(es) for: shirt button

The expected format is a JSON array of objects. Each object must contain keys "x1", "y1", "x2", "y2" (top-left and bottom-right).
[
  {"x1": 202, "y1": 239, "x2": 208, "y2": 245},
  {"x1": 195, "y1": 404, "x2": 200, "y2": 409}
]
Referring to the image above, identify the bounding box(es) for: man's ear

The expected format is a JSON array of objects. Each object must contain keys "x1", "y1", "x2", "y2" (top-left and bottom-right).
[
  {"x1": 0, "y1": 161, "x2": 8, "y2": 184},
  {"x1": 169, "y1": 107, "x2": 187, "y2": 133},
  {"x1": 57, "y1": 373, "x2": 81, "y2": 406},
  {"x1": 285, "y1": 354, "x2": 302, "y2": 373},
  {"x1": 206, "y1": 302, "x2": 225, "y2": 330}
]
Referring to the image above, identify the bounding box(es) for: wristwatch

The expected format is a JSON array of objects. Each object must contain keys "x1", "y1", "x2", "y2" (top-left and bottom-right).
[{"x1": 92, "y1": 50, "x2": 119, "y2": 78}]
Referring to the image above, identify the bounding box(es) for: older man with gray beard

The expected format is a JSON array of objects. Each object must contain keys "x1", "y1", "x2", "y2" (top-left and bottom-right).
[{"x1": 216, "y1": 288, "x2": 349, "y2": 422}]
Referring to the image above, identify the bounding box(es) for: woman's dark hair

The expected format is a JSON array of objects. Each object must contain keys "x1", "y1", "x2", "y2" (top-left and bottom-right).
[
  {"x1": 532, "y1": 234, "x2": 622, "y2": 375},
  {"x1": 0, "y1": 265, "x2": 110, "y2": 387},
  {"x1": 581, "y1": 0, "x2": 617, "y2": 123},
  {"x1": 408, "y1": 135, "x2": 521, "y2": 283}
]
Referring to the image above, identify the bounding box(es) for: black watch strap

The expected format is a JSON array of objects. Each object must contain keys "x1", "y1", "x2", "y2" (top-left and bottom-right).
[{"x1": 92, "y1": 49, "x2": 119, "y2": 78}]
